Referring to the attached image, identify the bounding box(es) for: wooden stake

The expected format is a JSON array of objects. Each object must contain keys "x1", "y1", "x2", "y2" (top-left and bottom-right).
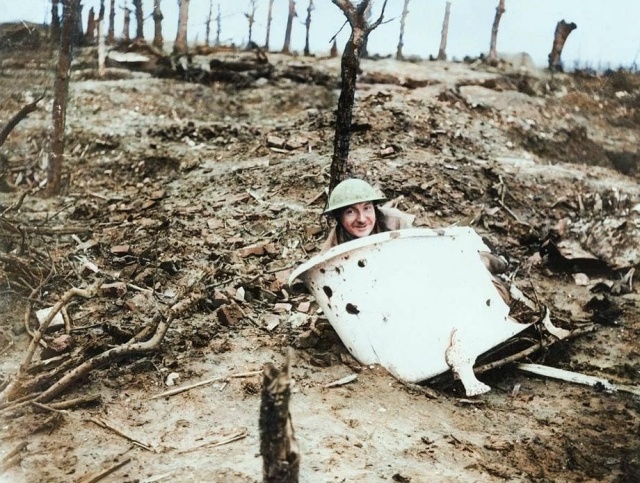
[{"x1": 259, "y1": 355, "x2": 299, "y2": 483}]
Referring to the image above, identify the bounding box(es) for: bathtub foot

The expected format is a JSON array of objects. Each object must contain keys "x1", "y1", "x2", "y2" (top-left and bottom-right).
[{"x1": 445, "y1": 328, "x2": 491, "y2": 397}]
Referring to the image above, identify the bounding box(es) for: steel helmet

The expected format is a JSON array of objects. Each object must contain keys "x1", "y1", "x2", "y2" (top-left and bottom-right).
[{"x1": 323, "y1": 178, "x2": 386, "y2": 215}]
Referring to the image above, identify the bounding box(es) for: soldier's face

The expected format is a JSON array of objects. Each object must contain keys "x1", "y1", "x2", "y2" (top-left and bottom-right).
[{"x1": 340, "y1": 202, "x2": 376, "y2": 238}]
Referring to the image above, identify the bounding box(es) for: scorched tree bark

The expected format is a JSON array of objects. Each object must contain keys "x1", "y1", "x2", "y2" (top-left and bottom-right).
[
  {"x1": 437, "y1": 1, "x2": 451, "y2": 61},
  {"x1": 329, "y1": 0, "x2": 388, "y2": 192},
  {"x1": 282, "y1": 0, "x2": 296, "y2": 54},
  {"x1": 265, "y1": 0, "x2": 275, "y2": 50},
  {"x1": 396, "y1": 0, "x2": 409, "y2": 60},
  {"x1": 152, "y1": 0, "x2": 164, "y2": 49},
  {"x1": 487, "y1": 0, "x2": 505, "y2": 64},
  {"x1": 48, "y1": 0, "x2": 80, "y2": 196},
  {"x1": 303, "y1": 0, "x2": 314, "y2": 56},
  {"x1": 548, "y1": 20, "x2": 577, "y2": 72},
  {"x1": 174, "y1": 0, "x2": 191, "y2": 55},
  {"x1": 132, "y1": 0, "x2": 144, "y2": 41}
]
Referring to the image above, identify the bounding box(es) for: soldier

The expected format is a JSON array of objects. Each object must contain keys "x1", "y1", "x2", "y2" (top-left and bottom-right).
[{"x1": 321, "y1": 178, "x2": 510, "y2": 302}]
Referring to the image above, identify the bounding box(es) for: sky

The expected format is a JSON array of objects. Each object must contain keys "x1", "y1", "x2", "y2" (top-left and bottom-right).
[{"x1": 3, "y1": 0, "x2": 640, "y2": 70}]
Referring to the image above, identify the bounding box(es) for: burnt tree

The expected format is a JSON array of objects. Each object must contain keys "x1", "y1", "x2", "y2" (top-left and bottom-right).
[
  {"x1": 396, "y1": 0, "x2": 410, "y2": 60},
  {"x1": 303, "y1": 0, "x2": 314, "y2": 56},
  {"x1": 548, "y1": 20, "x2": 577, "y2": 72},
  {"x1": 97, "y1": 0, "x2": 106, "y2": 75},
  {"x1": 487, "y1": 0, "x2": 505, "y2": 64},
  {"x1": 50, "y1": 0, "x2": 61, "y2": 42},
  {"x1": 282, "y1": 0, "x2": 296, "y2": 54},
  {"x1": 48, "y1": 0, "x2": 80, "y2": 197},
  {"x1": 174, "y1": 0, "x2": 191, "y2": 54},
  {"x1": 265, "y1": 0, "x2": 275, "y2": 50},
  {"x1": 85, "y1": 7, "x2": 96, "y2": 43},
  {"x1": 359, "y1": 2, "x2": 372, "y2": 59},
  {"x1": 245, "y1": 0, "x2": 257, "y2": 46},
  {"x1": 260, "y1": 360, "x2": 299, "y2": 483},
  {"x1": 152, "y1": 0, "x2": 164, "y2": 48},
  {"x1": 329, "y1": 0, "x2": 388, "y2": 191},
  {"x1": 330, "y1": 39, "x2": 338, "y2": 57},
  {"x1": 122, "y1": 6, "x2": 131, "y2": 42},
  {"x1": 107, "y1": 0, "x2": 115, "y2": 43},
  {"x1": 437, "y1": 1, "x2": 451, "y2": 61},
  {"x1": 74, "y1": 3, "x2": 84, "y2": 45},
  {"x1": 132, "y1": 0, "x2": 144, "y2": 40},
  {"x1": 205, "y1": 0, "x2": 212, "y2": 46},
  {"x1": 215, "y1": 3, "x2": 221, "y2": 46}
]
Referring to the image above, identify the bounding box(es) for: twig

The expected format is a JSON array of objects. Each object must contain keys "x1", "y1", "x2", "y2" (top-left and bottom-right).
[
  {"x1": 517, "y1": 363, "x2": 640, "y2": 397},
  {"x1": 77, "y1": 457, "x2": 132, "y2": 483},
  {"x1": 0, "y1": 332, "x2": 14, "y2": 356},
  {"x1": 497, "y1": 199, "x2": 530, "y2": 227},
  {"x1": 31, "y1": 401, "x2": 68, "y2": 415},
  {"x1": 140, "y1": 471, "x2": 176, "y2": 483},
  {"x1": 323, "y1": 374, "x2": 358, "y2": 388},
  {"x1": 48, "y1": 394, "x2": 101, "y2": 410},
  {"x1": 474, "y1": 325, "x2": 596, "y2": 374},
  {"x1": 149, "y1": 370, "x2": 262, "y2": 400},
  {"x1": 19, "y1": 225, "x2": 92, "y2": 235},
  {"x1": 397, "y1": 380, "x2": 439, "y2": 399},
  {"x1": 1, "y1": 442, "x2": 28, "y2": 465},
  {"x1": 178, "y1": 430, "x2": 248, "y2": 454},
  {"x1": 0, "y1": 190, "x2": 30, "y2": 216},
  {"x1": 89, "y1": 417, "x2": 155, "y2": 452}
]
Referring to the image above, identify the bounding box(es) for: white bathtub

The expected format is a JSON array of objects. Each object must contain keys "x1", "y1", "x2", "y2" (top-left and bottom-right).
[{"x1": 289, "y1": 227, "x2": 531, "y2": 395}]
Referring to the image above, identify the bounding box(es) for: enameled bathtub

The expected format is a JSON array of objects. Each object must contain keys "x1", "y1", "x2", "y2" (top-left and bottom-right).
[{"x1": 289, "y1": 227, "x2": 531, "y2": 396}]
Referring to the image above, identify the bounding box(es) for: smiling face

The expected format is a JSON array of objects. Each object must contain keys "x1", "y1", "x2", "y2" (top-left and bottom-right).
[{"x1": 339, "y1": 202, "x2": 377, "y2": 238}]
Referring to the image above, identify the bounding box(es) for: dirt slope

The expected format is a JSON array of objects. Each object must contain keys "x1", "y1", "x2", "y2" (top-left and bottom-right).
[{"x1": 0, "y1": 38, "x2": 639, "y2": 483}]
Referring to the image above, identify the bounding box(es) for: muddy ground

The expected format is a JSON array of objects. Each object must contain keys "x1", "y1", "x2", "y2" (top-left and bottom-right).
[{"x1": 1, "y1": 34, "x2": 640, "y2": 482}]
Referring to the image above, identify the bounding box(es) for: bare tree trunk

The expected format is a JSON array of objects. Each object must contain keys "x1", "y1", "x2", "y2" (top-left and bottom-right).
[
  {"x1": 329, "y1": 0, "x2": 389, "y2": 191},
  {"x1": 122, "y1": 7, "x2": 131, "y2": 42},
  {"x1": 51, "y1": 0, "x2": 61, "y2": 42},
  {"x1": 487, "y1": 0, "x2": 505, "y2": 64},
  {"x1": 260, "y1": 359, "x2": 299, "y2": 483},
  {"x1": 215, "y1": 4, "x2": 221, "y2": 46},
  {"x1": 437, "y1": 1, "x2": 451, "y2": 61},
  {"x1": 152, "y1": 0, "x2": 164, "y2": 49},
  {"x1": 282, "y1": 0, "x2": 296, "y2": 54},
  {"x1": 330, "y1": 39, "x2": 338, "y2": 57},
  {"x1": 548, "y1": 20, "x2": 577, "y2": 72},
  {"x1": 396, "y1": 0, "x2": 410, "y2": 60},
  {"x1": 359, "y1": 3, "x2": 372, "y2": 59},
  {"x1": 107, "y1": 0, "x2": 115, "y2": 44},
  {"x1": 48, "y1": 0, "x2": 80, "y2": 197},
  {"x1": 303, "y1": 0, "x2": 314, "y2": 56},
  {"x1": 174, "y1": 0, "x2": 191, "y2": 55},
  {"x1": 265, "y1": 0, "x2": 275, "y2": 50},
  {"x1": 74, "y1": 3, "x2": 84, "y2": 46},
  {"x1": 245, "y1": 0, "x2": 257, "y2": 46},
  {"x1": 205, "y1": 0, "x2": 212, "y2": 46},
  {"x1": 132, "y1": 0, "x2": 144, "y2": 41},
  {"x1": 98, "y1": 0, "x2": 106, "y2": 76},
  {"x1": 85, "y1": 7, "x2": 96, "y2": 43}
]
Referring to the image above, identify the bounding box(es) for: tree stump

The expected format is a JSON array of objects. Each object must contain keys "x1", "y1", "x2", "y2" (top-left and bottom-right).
[
  {"x1": 259, "y1": 360, "x2": 299, "y2": 483},
  {"x1": 548, "y1": 20, "x2": 577, "y2": 72}
]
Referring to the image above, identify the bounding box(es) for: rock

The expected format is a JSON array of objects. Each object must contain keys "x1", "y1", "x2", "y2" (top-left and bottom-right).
[{"x1": 100, "y1": 282, "x2": 127, "y2": 297}]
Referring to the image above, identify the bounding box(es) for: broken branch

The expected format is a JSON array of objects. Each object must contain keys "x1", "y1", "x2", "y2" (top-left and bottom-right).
[
  {"x1": 149, "y1": 370, "x2": 262, "y2": 399},
  {"x1": 0, "y1": 93, "x2": 45, "y2": 147},
  {"x1": 33, "y1": 292, "x2": 203, "y2": 403}
]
